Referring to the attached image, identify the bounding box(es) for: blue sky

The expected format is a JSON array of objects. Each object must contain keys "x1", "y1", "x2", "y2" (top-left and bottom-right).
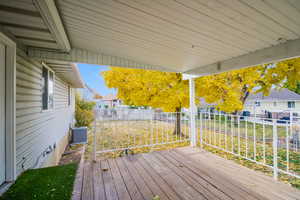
[{"x1": 77, "y1": 63, "x2": 116, "y2": 96}]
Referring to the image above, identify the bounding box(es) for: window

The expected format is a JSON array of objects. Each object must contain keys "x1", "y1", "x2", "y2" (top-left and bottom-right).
[
  {"x1": 288, "y1": 101, "x2": 295, "y2": 108},
  {"x1": 42, "y1": 66, "x2": 54, "y2": 110},
  {"x1": 255, "y1": 101, "x2": 260, "y2": 107}
]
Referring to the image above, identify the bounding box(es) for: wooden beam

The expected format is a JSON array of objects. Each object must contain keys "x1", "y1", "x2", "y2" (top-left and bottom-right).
[
  {"x1": 28, "y1": 47, "x2": 172, "y2": 72},
  {"x1": 184, "y1": 38, "x2": 300, "y2": 75},
  {"x1": 33, "y1": 0, "x2": 70, "y2": 52}
]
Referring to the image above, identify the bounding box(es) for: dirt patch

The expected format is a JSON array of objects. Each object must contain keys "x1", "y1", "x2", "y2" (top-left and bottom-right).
[{"x1": 59, "y1": 144, "x2": 85, "y2": 165}]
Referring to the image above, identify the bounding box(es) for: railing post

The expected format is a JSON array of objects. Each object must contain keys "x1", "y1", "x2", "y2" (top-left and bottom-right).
[
  {"x1": 189, "y1": 77, "x2": 197, "y2": 147},
  {"x1": 93, "y1": 110, "x2": 97, "y2": 162},
  {"x1": 200, "y1": 112, "x2": 203, "y2": 148},
  {"x1": 273, "y1": 119, "x2": 278, "y2": 180}
]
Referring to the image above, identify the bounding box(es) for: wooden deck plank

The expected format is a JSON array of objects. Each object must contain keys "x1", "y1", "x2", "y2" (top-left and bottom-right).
[
  {"x1": 115, "y1": 157, "x2": 144, "y2": 200},
  {"x1": 137, "y1": 155, "x2": 182, "y2": 200},
  {"x1": 93, "y1": 161, "x2": 106, "y2": 200},
  {"x1": 177, "y1": 147, "x2": 300, "y2": 200},
  {"x1": 170, "y1": 149, "x2": 267, "y2": 200},
  {"x1": 155, "y1": 151, "x2": 231, "y2": 200},
  {"x1": 128, "y1": 155, "x2": 170, "y2": 200},
  {"x1": 81, "y1": 162, "x2": 94, "y2": 200},
  {"x1": 79, "y1": 147, "x2": 300, "y2": 200},
  {"x1": 142, "y1": 153, "x2": 206, "y2": 200},
  {"x1": 101, "y1": 160, "x2": 119, "y2": 200},
  {"x1": 107, "y1": 159, "x2": 131, "y2": 200},
  {"x1": 122, "y1": 156, "x2": 154, "y2": 200}
]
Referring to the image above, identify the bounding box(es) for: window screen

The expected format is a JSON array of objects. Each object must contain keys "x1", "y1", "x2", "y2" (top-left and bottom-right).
[
  {"x1": 42, "y1": 66, "x2": 48, "y2": 110},
  {"x1": 288, "y1": 101, "x2": 295, "y2": 108},
  {"x1": 48, "y1": 71, "x2": 54, "y2": 109}
]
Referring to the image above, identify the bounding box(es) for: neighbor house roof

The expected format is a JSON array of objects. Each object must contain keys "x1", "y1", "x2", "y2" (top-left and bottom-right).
[
  {"x1": 102, "y1": 94, "x2": 118, "y2": 101},
  {"x1": 247, "y1": 88, "x2": 300, "y2": 101},
  {"x1": 198, "y1": 98, "x2": 217, "y2": 107}
]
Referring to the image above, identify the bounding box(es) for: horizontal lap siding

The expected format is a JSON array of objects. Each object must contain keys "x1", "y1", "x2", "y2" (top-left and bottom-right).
[{"x1": 16, "y1": 51, "x2": 75, "y2": 175}]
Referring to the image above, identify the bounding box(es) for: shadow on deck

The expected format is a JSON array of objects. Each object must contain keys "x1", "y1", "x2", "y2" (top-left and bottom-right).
[{"x1": 75, "y1": 147, "x2": 300, "y2": 200}]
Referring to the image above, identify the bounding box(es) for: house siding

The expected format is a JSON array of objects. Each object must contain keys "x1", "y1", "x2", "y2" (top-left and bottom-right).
[
  {"x1": 244, "y1": 101, "x2": 300, "y2": 115},
  {"x1": 15, "y1": 50, "x2": 75, "y2": 176}
]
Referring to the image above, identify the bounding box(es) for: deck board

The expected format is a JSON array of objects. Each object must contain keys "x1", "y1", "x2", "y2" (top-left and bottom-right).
[
  {"x1": 80, "y1": 147, "x2": 300, "y2": 200},
  {"x1": 122, "y1": 156, "x2": 154, "y2": 200},
  {"x1": 101, "y1": 160, "x2": 118, "y2": 200},
  {"x1": 93, "y1": 161, "x2": 106, "y2": 200},
  {"x1": 128, "y1": 155, "x2": 170, "y2": 200},
  {"x1": 107, "y1": 159, "x2": 131, "y2": 200},
  {"x1": 115, "y1": 157, "x2": 143, "y2": 200}
]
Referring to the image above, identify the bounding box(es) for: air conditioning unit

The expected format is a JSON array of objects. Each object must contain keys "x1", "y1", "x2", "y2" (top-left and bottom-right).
[{"x1": 71, "y1": 127, "x2": 87, "y2": 144}]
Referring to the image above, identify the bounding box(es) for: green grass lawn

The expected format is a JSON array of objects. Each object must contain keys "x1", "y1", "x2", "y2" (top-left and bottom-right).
[
  {"x1": 197, "y1": 116, "x2": 289, "y2": 138},
  {"x1": 0, "y1": 163, "x2": 78, "y2": 200}
]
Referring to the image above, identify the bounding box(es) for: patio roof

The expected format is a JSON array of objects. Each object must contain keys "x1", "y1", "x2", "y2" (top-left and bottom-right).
[{"x1": 2, "y1": 0, "x2": 300, "y2": 76}]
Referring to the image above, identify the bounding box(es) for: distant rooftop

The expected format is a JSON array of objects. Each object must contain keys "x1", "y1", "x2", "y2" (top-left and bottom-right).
[
  {"x1": 247, "y1": 88, "x2": 300, "y2": 101},
  {"x1": 102, "y1": 94, "x2": 118, "y2": 101}
]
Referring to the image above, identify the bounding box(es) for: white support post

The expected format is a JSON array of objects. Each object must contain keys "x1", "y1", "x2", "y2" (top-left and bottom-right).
[{"x1": 189, "y1": 77, "x2": 197, "y2": 147}]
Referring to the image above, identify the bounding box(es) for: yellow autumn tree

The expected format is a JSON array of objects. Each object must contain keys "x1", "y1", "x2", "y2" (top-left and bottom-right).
[
  {"x1": 102, "y1": 57, "x2": 300, "y2": 122},
  {"x1": 102, "y1": 67, "x2": 189, "y2": 135},
  {"x1": 196, "y1": 57, "x2": 300, "y2": 113},
  {"x1": 259, "y1": 58, "x2": 300, "y2": 95},
  {"x1": 196, "y1": 66, "x2": 266, "y2": 113}
]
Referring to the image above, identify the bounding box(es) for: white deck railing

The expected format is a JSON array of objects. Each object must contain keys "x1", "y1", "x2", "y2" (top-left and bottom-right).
[
  {"x1": 197, "y1": 112, "x2": 300, "y2": 180},
  {"x1": 92, "y1": 108, "x2": 300, "y2": 180},
  {"x1": 93, "y1": 108, "x2": 190, "y2": 155}
]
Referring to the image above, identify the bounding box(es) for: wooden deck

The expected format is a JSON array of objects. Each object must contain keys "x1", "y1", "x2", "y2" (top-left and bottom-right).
[{"x1": 77, "y1": 147, "x2": 300, "y2": 200}]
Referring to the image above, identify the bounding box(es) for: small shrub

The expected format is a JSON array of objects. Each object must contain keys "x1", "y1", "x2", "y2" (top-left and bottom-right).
[{"x1": 75, "y1": 93, "x2": 95, "y2": 128}]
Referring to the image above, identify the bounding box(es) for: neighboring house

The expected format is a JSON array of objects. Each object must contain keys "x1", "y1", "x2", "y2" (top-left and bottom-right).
[
  {"x1": 96, "y1": 94, "x2": 122, "y2": 109},
  {"x1": 244, "y1": 89, "x2": 300, "y2": 118},
  {"x1": 197, "y1": 98, "x2": 217, "y2": 113}
]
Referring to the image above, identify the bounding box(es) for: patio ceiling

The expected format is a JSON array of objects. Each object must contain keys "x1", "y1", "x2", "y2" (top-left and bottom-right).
[{"x1": 2, "y1": 0, "x2": 300, "y2": 75}]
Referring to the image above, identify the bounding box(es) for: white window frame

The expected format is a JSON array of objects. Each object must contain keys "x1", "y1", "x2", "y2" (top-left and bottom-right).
[
  {"x1": 42, "y1": 63, "x2": 55, "y2": 111},
  {"x1": 68, "y1": 85, "x2": 71, "y2": 107},
  {"x1": 0, "y1": 32, "x2": 16, "y2": 184},
  {"x1": 287, "y1": 101, "x2": 295, "y2": 109},
  {"x1": 255, "y1": 101, "x2": 261, "y2": 107}
]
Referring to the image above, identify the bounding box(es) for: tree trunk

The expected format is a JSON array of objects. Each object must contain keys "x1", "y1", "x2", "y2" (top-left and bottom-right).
[{"x1": 174, "y1": 107, "x2": 181, "y2": 136}]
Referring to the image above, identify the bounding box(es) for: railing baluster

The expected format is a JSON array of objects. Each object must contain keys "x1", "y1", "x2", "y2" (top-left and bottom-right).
[
  {"x1": 238, "y1": 116, "x2": 241, "y2": 155},
  {"x1": 200, "y1": 112, "x2": 203, "y2": 148},
  {"x1": 127, "y1": 110, "x2": 130, "y2": 149},
  {"x1": 254, "y1": 118, "x2": 256, "y2": 161},
  {"x1": 231, "y1": 115, "x2": 234, "y2": 153},
  {"x1": 263, "y1": 120, "x2": 266, "y2": 164},
  {"x1": 245, "y1": 117, "x2": 248, "y2": 158},
  {"x1": 93, "y1": 110, "x2": 97, "y2": 161},
  {"x1": 273, "y1": 119, "x2": 278, "y2": 180},
  {"x1": 209, "y1": 112, "x2": 211, "y2": 144},
  {"x1": 225, "y1": 114, "x2": 227, "y2": 151},
  {"x1": 214, "y1": 112, "x2": 216, "y2": 146},
  {"x1": 286, "y1": 121, "x2": 289, "y2": 172},
  {"x1": 219, "y1": 112, "x2": 221, "y2": 147}
]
